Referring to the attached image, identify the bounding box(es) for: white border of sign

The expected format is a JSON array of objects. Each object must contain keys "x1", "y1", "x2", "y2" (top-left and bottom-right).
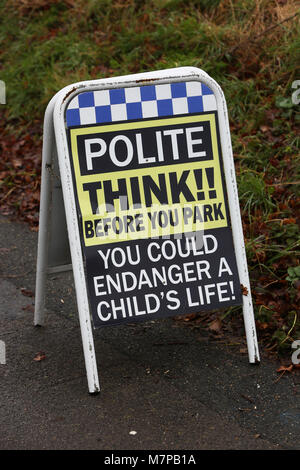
[{"x1": 34, "y1": 67, "x2": 260, "y2": 394}]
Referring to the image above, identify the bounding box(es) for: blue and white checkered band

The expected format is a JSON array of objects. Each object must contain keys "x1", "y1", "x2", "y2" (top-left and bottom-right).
[{"x1": 65, "y1": 81, "x2": 216, "y2": 128}]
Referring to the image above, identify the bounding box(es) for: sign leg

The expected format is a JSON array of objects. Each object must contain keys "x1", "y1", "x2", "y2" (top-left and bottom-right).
[
  {"x1": 52, "y1": 100, "x2": 100, "y2": 393},
  {"x1": 242, "y1": 293, "x2": 260, "y2": 364},
  {"x1": 63, "y1": 220, "x2": 100, "y2": 393},
  {"x1": 77, "y1": 298, "x2": 100, "y2": 394},
  {"x1": 34, "y1": 103, "x2": 55, "y2": 326}
]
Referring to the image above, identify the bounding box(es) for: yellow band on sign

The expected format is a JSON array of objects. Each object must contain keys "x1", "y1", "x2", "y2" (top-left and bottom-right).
[{"x1": 69, "y1": 114, "x2": 228, "y2": 246}]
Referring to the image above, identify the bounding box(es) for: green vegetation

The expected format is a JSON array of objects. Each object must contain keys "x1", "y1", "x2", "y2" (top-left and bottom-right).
[{"x1": 0, "y1": 0, "x2": 299, "y2": 354}]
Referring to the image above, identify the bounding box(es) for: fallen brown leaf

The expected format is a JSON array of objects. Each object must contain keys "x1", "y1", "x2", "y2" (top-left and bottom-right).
[
  {"x1": 257, "y1": 321, "x2": 269, "y2": 330},
  {"x1": 22, "y1": 304, "x2": 34, "y2": 313},
  {"x1": 182, "y1": 313, "x2": 198, "y2": 322},
  {"x1": 209, "y1": 318, "x2": 222, "y2": 333},
  {"x1": 33, "y1": 352, "x2": 46, "y2": 362},
  {"x1": 282, "y1": 218, "x2": 296, "y2": 225},
  {"x1": 21, "y1": 288, "x2": 34, "y2": 298},
  {"x1": 276, "y1": 364, "x2": 293, "y2": 373}
]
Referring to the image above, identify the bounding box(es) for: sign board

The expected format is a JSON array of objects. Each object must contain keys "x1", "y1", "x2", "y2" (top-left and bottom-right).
[
  {"x1": 34, "y1": 67, "x2": 260, "y2": 393},
  {"x1": 66, "y1": 82, "x2": 242, "y2": 327}
]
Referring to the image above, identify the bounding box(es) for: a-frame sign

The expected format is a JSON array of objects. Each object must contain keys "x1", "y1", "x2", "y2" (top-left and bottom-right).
[{"x1": 34, "y1": 67, "x2": 260, "y2": 394}]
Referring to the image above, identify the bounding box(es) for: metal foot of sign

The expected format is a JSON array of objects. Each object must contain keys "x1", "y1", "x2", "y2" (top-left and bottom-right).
[{"x1": 34, "y1": 67, "x2": 260, "y2": 394}]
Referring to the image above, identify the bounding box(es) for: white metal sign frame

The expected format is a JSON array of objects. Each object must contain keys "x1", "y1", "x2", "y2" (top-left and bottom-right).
[{"x1": 34, "y1": 67, "x2": 260, "y2": 394}]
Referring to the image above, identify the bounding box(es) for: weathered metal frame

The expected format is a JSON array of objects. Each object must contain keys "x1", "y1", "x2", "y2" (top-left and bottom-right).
[{"x1": 34, "y1": 66, "x2": 260, "y2": 394}]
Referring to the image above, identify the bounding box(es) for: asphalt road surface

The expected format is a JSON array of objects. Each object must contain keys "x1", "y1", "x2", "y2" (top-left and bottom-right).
[{"x1": 0, "y1": 215, "x2": 299, "y2": 450}]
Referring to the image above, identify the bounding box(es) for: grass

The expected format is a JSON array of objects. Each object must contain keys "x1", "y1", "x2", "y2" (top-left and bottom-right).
[{"x1": 0, "y1": 0, "x2": 299, "y2": 355}]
